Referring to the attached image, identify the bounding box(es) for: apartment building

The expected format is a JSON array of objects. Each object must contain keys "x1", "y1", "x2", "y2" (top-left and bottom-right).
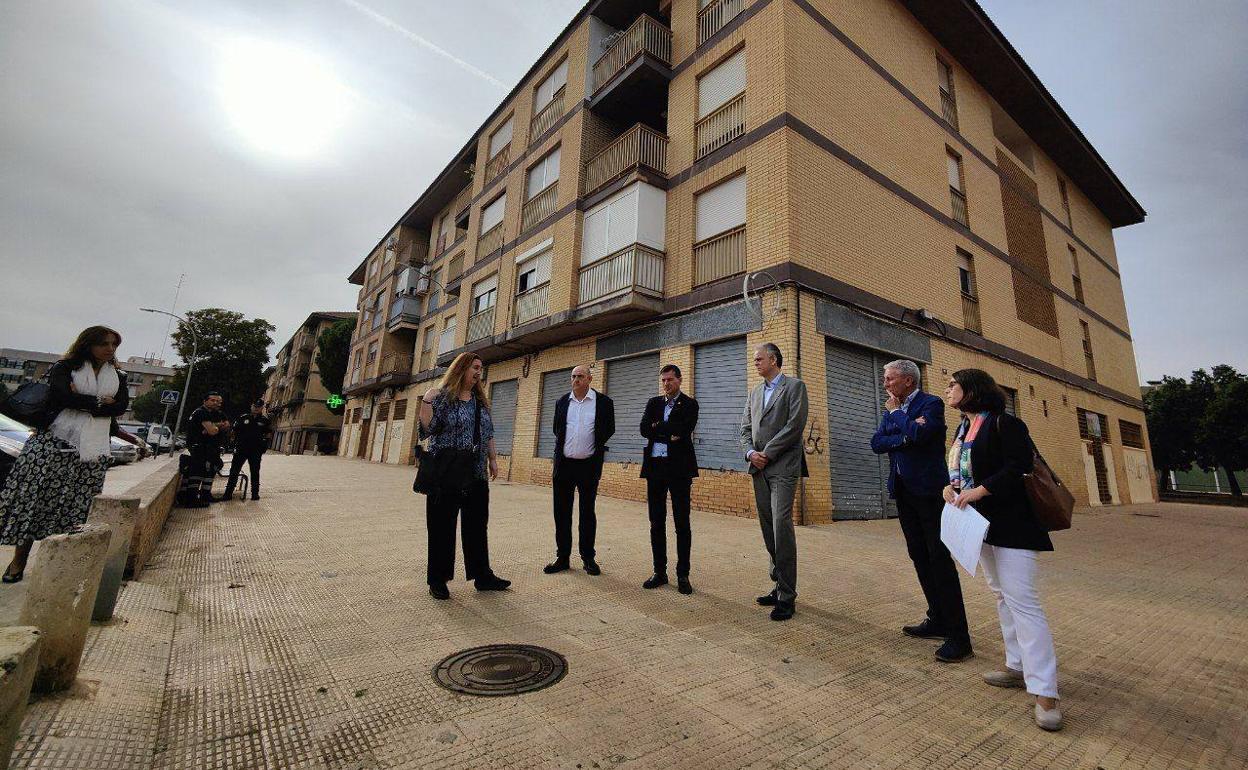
[
  {"x1": 340, "y1": 0, "x2": 1152, "y2": 521},
  {"x1": 265, "y1": 311, "x2": 357, "y2": 454}
]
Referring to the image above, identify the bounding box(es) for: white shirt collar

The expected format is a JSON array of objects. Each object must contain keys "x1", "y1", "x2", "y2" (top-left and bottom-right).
[
  {"x1": 765, "y1": 373, "x2": 784, "y2": 389},
  {"x1": 570, "y1": 388, "x2": 596, "y2": 404}
]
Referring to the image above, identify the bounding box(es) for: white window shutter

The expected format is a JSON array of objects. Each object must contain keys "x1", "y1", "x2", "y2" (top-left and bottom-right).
[
  {"x1": 695, "y1": 174, "x2": 746, "y2": 240},
  {"x1": 947, "y1": 153, "x2": 962, "y2": 190},
  {"x1": 489, "y1": 117, "x2": 513, "y2": 157},
  {"x1": 606, "y1": 187, "x2": 638, "y2": 254},
  {"x1": 535, "y1": 59, "x2": 568, "y2": 109},
  {"x1": 481, "y1": 194, "x2": 506, "y2": 231},
  {"x1": 527, "y1": 147, "x2": 560, "y2": 198},
  {"x1": 473, "y1": 273, "x2": 499, "y2": 299},
  {"x1": 698, "y1": 49, "x2": 746, "y2": 118},
  {"x1": 582, "y1": 207, "x2": 608, "y2": 264}
]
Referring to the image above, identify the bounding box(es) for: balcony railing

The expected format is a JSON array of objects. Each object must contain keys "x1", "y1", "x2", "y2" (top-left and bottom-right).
[
  {"x1": 377, "y1": 353, "x2": 413, "y2": 380},
  {"x1": 592, "y1": 15, "x2": 672, "y2": 92},
  {"x1": 961, "y1": 293, "x2": 981, "y2": 335},
  {"x1": 450, "y1": 185, "x2": 473, "y2": 222},
  {"x1": 529, "y1": 85, "x2": 566, "y2": 143},
  {"x1": 694, "y1": 225, "x2": 746, "y2": 286},
  {"x1": 579, "y1": 244, "x2": 664, "y2": 306},
  {"x1": 940, "y1": 90, "x2": 959, "y2": 131},
  {"x1": 447, "y1": 253, "x2": 464, "y2": 282},
  {"x1": 484, "y1": 144, "x2": 511, "y2": 184},
  {"x1": 513, "y1": 283, "x2": 550, "y2": 326},
  {"x1": 950, "y1": 187, "x2": 969, "y2": 227},
  {"x1": 466, "y1": 306, "x2": 496, "y2": 343},
  {"x1": 695, "y1": 92, "x2": 745, "y2": 159},
  {"x1": 698, "y1": 0, "x2": 746, "y2": 45},
  {"x1": 585, "y1": 124, "x2": 669, "y2": 196},
  {"x1": 477, "y1": 223, "x2": 505, "y2": 258},
  {"x1": 521, "y1": 182, "x2": 559, "y2": 233}
]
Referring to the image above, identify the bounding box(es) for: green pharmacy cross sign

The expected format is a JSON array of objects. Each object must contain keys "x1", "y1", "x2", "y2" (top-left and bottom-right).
[{"x1": 327, "y1": 394, "x2": 345, "y2": 409}]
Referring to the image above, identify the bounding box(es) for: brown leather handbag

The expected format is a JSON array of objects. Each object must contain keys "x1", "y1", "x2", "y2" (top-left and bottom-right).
[{"x1": 1023, "y1": 442, "x2": 1075, "y2": 531}]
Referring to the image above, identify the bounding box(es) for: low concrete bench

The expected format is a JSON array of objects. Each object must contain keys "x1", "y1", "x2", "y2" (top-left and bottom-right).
[{"x1": 0, "y1": 627, "x2": 40, "y2": 769}]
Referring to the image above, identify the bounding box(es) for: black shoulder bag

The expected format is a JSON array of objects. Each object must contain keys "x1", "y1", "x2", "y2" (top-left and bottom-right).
[
  {"x1": 0, "y1": 368, "x2": 54, "y2": 429},
  {"x1": 413, "y1": 396, "x2": 481, "y2": 498}
]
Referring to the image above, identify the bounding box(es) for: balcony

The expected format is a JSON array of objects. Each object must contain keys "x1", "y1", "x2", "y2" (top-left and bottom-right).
[
  {"x1": 579, "y1": 244, "x2": 664, "y2": 306},
  {"x1": 484, "y1": 144, "x2": 510, "y2": 185},
  {"x1": 589, "y1": 15, "x2": 672, "y2": 126},
  {"x1": 466, "y1": 306, "x2": 496, "y2": 343},
  {"x1": 514, "y1": 283, "x2": 550, "y2": 326},
  {"x1": 950, "y1": 187, "x2": 969, "y2": 227},
  {"x1": 940, "y1": 90, "x2": 959, "y2": 131},
  {"x1": 585, "y1": 124, "x2": 668, "y2": 197},
  {"x1": 695, "y1": 92, "x2": 745, "y2": 159},
  {"x1": 386, "y1": 294, "x2": 424, "y2": 331},
  {"x1": 961, "y1": 293, "x2": 982, "y2": 335},
  {"x1": 593, "y1": 15, "x2": 671, "y2": 91},
  {"x1": 376, "y1": 353, "x2": 413, "y2": 386},
  {"x1": 698, "y1": 0, "x2": 746, "y2": 45},
  {"x1": 529, "y1": 86, "x2": 566, "y2": 144},
  {"x1": 694, "y1": 225, "x2": 745, "y2": 286},
  {"x1": 477, "y1": 223, "x2": 504, "y2": 259},
  {"x1": 521, "y1": 182, "x2": 559, "y2": 233}
]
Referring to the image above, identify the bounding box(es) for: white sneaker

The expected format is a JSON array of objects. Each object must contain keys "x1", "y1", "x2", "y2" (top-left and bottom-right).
[
  {"x1": 1034, "y1": 702, "x2": 1063, "y2": 731},
  {"x1": 983, "y1": 668, "x2": 1025, "y2": 688}
]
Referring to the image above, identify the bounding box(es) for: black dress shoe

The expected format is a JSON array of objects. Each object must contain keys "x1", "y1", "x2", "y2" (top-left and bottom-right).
[
  {"x1": 220, "y1": 492, "x2": 234, "y2": 501},
  {"x1": 903, "y1": 619, "x2": 948, "y2": 640},
  {"x1": 756, "y1": 590, "x2": 779, "y2": 606},
  {"x1": 251, "y1": 495, "x2": 260, "y2": 501},
  {"x1": 475, "y1": 575, "x2": 512, "y2": 591},
  {"x1": 934, "y1": 640, "x2": 974, "y2": 662},
  {"x1": 2, "y1": 570, "x2": 23, "y2": 584},
  {"x1": 181, "y1": 500, "x2": 210, "y2": 509},
  {"x1": 677, "y1": 577, "x2": 693, "y2": 595},
  {"x1": 770, "y1": 602, "x2": 795, "y2": 621},
  {"x1": 643, "y1": 574, "x2": 668, "y2": 589},
  {"x1": 429, "y1": 583, "x2": 450, "y2": 600},
  {"x1": 582, "y1": 559, "x2": 601, "y2": 576},
  {"x1": 543, "y1": 559, "x2": 570, "y2": 574}
]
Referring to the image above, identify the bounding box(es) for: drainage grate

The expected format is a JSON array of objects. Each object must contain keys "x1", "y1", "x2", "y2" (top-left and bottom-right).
[{"x1": 432, "y1": 644, "x2": 567, "y2": 697}]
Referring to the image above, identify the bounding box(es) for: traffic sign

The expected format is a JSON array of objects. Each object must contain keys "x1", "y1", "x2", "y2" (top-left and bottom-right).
[{"x1": 160, "y1": 390, "x2": 180, "y2": 405}]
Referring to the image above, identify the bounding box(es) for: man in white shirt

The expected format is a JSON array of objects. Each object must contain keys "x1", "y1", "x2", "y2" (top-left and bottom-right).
[{"x1": 545, "y1": 365, "x2": 615, "y2": 576}]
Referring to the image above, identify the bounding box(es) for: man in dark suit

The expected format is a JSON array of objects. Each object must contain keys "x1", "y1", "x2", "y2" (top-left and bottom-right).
[
  {"x1": 546, "y1": 365, "x2": 615, "y2": 576},
  {"x1": 870, "y1": 359, "x2": 972, "y2": 662},
  {"x1": 639, "y1": 364, "x2": 699, "y2": 594}
]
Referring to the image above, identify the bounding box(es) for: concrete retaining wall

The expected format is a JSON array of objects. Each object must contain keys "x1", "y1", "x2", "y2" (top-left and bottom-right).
[
  {"x1": 122, "y1": 456, "x2": 181, "y2": 579},
  {"x1": 0, "y1": 627, "x2": 41, "y2": 770}
]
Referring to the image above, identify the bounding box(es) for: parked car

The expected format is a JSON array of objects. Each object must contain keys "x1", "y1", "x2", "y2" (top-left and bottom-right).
[
  {"x1": 0, "y1": 414, "x2": 34, "y2": 490},
  {"x1": 109, "y1": 436, "x2": 139, "y2": 466},
  {"x1": 127, "y1": 423, "x2": 182, "y2": 453}
]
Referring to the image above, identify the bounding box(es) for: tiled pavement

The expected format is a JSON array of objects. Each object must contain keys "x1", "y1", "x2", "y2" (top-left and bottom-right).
[{"x1": 10, "y1": 454, "x2": 1247, "y2": 769}]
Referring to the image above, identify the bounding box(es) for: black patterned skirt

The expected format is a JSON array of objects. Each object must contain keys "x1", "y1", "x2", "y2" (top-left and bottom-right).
[{"x1": 0, "y1": 431, "x2": 108, "y2": 545}]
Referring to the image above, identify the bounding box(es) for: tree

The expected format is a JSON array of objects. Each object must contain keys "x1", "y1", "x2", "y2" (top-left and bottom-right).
[
  {"x1": 1144, "y1": 377, "x2": 1199, "y2": 494},
  {"x1": 130, "y1": 381, "x2": 174, "y2": 423},
  {"x1": 1193, "y1": 365, "x2": 1248, "y2": 497},
  {"x1": 316, "y1": 318, "x2": 355, "y2": 415},
  {"x1": 167, "y1": 308, "x2": 276, "y2": 423}
]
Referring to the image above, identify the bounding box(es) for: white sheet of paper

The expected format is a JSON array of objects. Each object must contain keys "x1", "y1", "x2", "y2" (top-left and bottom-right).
[{"x1": 940, "y1": 502, "x2": 990, "y2": 577}]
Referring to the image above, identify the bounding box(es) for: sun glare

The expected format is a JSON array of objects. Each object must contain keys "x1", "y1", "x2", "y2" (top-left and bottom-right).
[{"x1": 218, "y1": 38, "x2": 351, "y2": 159}]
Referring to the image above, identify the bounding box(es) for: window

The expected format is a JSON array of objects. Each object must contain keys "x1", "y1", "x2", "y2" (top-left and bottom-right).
[
  {"x1": 534, "y1": 58, "x2": 568, "y2": 113},
  {"x1": 957, "y1": 248, "x2": 981, "y2": 334},
  {"x1": 426, "y1": 268, "x2": 442, "y2": 312},
  {"x1": 695, "y1": 173, "x2": 746, "y2": 242},
  {"x1": 438, "y1": 318, "x2": 457, "y2": 355},
  {"x1": 516, "y1": 248, "x2": 552, "y2": 294},
  {"x1": 1001, "y1": 387, "x2": 1019, "y2": 416},
  {"x1": 366, "y1": 258, "x2": 379, "y2": 283},
  {"x1": 481, "y1": 194, "x2": 506, "y2": 233},
  {"x1": 526, "y1": 147, "x2": 561, "y2": 200},
  {"x1": 957, "y1": 249, "x2": 976, "y2": 297},
  {"x1": 1058, "y1": 177, "x2": 1072, "y2": 228},
  {"x1": 947, "y1": 149, "x2": 968, "y2": 226},
  {"x1": 437, "y1": 212, "x2": 454, "y2": 252},
  {"x1": 350, "y1": 350, "x2": 363, "y2": 384},
  {"x1": 1080, "y1": 320, "x2": 1096, "y2": 381},
  {"x1": 1119, "y1": 420, "x2": 1145, "y2": 449},
  {"x1": 937, "y1": 57, "x2": 958, "y2": 129},
  {"x1": 371, "y1": 290, "x2": 385, "y2": 331},
  {"x1": 1077, "y1": 407, "x2": 1108, "y2": 441},
  {"x1": 471, "y1": 275, "x2": 498, "y2": 314},
  {"x1": 392, "y1": 399, "x2": 408, "y2": 421},
  {"x1": 696, "y1": 49, "x2": 746, "y2": 158},
  {"x1": 1069, "y1": 245, "x2": 1084, "y2": 304},
  {"x1": 488, "y1": 117, "x2": 513, "y2": 160},
  {"x1": 366, "y1": 342, "x2": 378, "y2": 366}
]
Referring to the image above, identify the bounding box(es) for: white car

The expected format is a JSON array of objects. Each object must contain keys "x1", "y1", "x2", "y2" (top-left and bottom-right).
[{"x1": 109, "y1": 436, "x2": 139, "y2": 466}]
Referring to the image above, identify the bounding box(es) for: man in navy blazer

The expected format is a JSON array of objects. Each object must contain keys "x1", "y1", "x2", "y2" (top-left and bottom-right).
[
  {"x1": 870, "y1": 359, "x2": 972, "y2": 662},
  {"x1": 639, "y1": 364, "x2": 699, "y2": 594}
]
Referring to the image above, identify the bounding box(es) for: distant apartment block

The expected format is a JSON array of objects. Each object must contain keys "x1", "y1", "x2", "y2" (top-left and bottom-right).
[{"x1": 264, "y1": 312, "x2": 357, "y2": 454}]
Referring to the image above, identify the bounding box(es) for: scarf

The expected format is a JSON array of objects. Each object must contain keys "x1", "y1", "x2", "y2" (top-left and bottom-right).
[
  {"x1": 49, "y1": 361, "x2": 119, "y2": 461},
  {"x1": 947, "y1": 412, "x2": 990, "y2": 492}
]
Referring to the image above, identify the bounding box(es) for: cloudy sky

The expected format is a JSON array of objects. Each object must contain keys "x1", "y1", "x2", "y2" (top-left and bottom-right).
[{"x1": 1, "y1": 0, "x2": 1243, "y2": 382}]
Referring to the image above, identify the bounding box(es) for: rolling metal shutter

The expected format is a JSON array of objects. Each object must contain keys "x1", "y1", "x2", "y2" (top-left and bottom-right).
[
  {"x1": 490, "y1": 379, "x2": 519, "y2": 455},
  {"x1": 537, "y1": 368, "x2": 573, "y2": 459},
  {"x1": 605, "y1": 353, "x2": 659, "y2": 465},
  {"x1": 693, "y1": 338, "x2": 748, "y2": 472},
  {"x1": 825, "y1": 341, "x2": 896, "y2": 520}
]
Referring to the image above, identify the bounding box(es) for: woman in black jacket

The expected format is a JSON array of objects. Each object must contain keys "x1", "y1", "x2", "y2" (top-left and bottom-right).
[
  {"x1": 942, "y1": 368, "x2": 1062, "y2": 731},
  {"x1": 0, "y1": 326, "x2": 130, "y2": 582}
]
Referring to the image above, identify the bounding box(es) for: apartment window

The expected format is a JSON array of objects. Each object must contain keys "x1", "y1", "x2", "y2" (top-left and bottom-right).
[
  {"x1": 523, "y1": 147, "x2": 561, "y2": 232},
  {"x1": 419, "y1": 325, "x2": 436, "y2": 370},
  {"x1": 526, "y1": 147, "x2": 561, "y2": 200},
  {"x1": 937, "y1": 57, "x2": 958, "y2": 130},
  {"x1": 698, "y1": 0, "x2": 746, "y2": 45},
  {"x1": 947, "y1": 149, "x2": 968, "y2": 226},
  {"x1": 1080, "y1": 320, "x2": 1096, "y2": 381},
  {"x1": 1069, "y1": 245, "x2": 1085, "y2": 304},
  {"x1": 514, "y1": 246, "x2": 553, "y2": 325},
  {"x1": 478, "y1": 194, "x2": 507, "y2": 257},
  {"x1": 371, "y1": 290, "x2": 385, "y2": 331},
  {"x1": 437, "y1": 212, "x2": 454, "y2": 254},
  {"x1": 471, "y1": 275, "x2": 498, "y2": 315},
  {"x1": 517, "y1": 248, "x2": 552, "y2": 294},
  {"x1": 488, "y1": 117, "x2": 513, "y2": 160},
  {"x1": 1058, "y1": 177, "x2": 1073, "y2": 228},
  {"x1": 366, "y1": 342, "x2": 378, "y2": 366},
  {"x1": 366, "y1": 257, "x2": 379, "y2": 284},
  {"x1": 426, "y1": 268, "x2": 442, "y2": 313},
  {"x1": 694, "y1": 173, "x2": 747, "y2": 285},
  {"x1": 1002, "y1": 387, "x2": 1018, "y2": 417},
  {"x1": 696, "y1": 49, "x2": 746, "y2": 159},
  {"x1": 438, "y1": 317, "x2": 457, "y2": 355},
  {"x1": 531, "y1": 58, "x2": 568, "y2": 140},
  {"x1": 957, "y1": 249, "x2": 981, "y2": 334}
]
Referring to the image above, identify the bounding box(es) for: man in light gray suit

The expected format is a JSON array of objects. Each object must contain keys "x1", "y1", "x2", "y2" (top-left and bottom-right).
[{"x1": 740, "y1": 342, "x2": 809, "y2": 621}]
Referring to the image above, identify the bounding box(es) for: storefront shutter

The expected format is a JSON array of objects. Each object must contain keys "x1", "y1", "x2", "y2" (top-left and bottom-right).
[
  {"x1": 604, "y1": 353, "x2": 659, "y2": 465},
  {"x1": 693, "y1": 338, "x2": 748, "y2": 471}
]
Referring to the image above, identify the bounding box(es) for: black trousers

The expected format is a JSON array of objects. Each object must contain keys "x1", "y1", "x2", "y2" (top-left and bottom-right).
[
  {"x1": 646, "y1": 460, "x2": 693, "y2": 576},
  {"x1": 896, "y1": 481, "x2": 971, "y2": 645},
  {"x1": 552, "y1": 457, "x2": 601, "y2": 561},
  {"x1": 426, "y1": 480, "x2": 493, "y2": 586},
  {"x1": 225, "y1": 450, "x2": 263, "y2": 498},
  {"x1": 180, "y1": 445, "x2": 219, "y2": 502}
]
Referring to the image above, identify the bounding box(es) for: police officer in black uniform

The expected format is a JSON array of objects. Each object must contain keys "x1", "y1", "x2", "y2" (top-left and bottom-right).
[
  {"x1": 223, "y1": 399, "x2": 272, "y2": 501},
  {"x1": 179, "y1": 392, "x2": 230, "y2": 507}
]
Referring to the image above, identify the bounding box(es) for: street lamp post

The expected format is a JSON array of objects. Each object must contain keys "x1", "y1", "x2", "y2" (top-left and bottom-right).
[{"x1": 140, "y1": 308, "x2": 197, "y2": 452}]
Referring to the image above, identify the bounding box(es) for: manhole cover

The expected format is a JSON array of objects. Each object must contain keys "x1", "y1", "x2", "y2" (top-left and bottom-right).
[{"x1": 432, "y1": 644, "x2": 567, "y2": 697}]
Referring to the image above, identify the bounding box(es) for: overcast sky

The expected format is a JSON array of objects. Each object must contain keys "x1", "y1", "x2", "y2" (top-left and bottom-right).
[{"x1": 1, "y1": 1, "x2": 1243, "y2": 382}]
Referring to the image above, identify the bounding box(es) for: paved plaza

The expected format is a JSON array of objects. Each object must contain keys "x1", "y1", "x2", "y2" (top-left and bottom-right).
[{"x1": 8, "y1": 454, "x2": 1247, "y2": 769}]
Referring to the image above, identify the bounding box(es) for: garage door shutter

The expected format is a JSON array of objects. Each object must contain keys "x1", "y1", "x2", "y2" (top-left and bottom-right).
[
  {"x1": 825, "y1": 341, "x2": 896, "y2": 520},
  {"x1": 537, "y1": 368, "x2": 573, "y2": 459},
  {"x1": 694, "y1": 338, "x2": 748, "y2": 472},
  {"x1": 605, "y1": 353, "x2": 659, "y2": 464},
  {"x1": 490, "y1": 379, "x2": 519, "y2": 455}
]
